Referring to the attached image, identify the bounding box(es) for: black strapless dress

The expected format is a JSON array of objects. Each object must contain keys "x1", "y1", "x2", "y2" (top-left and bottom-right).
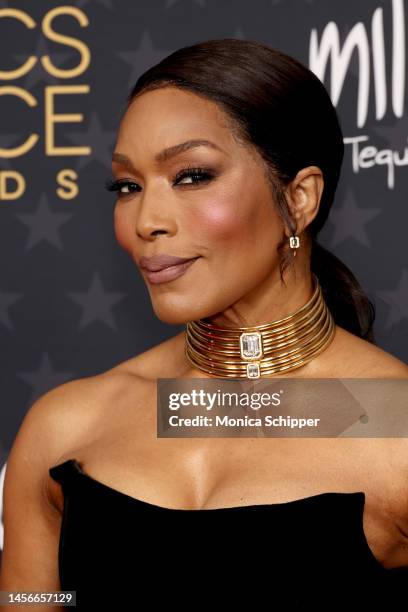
[{"x1": 49, "y1": 459, "x2": 407, "y2": 610}]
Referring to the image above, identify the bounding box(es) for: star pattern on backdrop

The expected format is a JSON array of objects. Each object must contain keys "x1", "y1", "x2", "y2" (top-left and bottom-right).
[
  {"x1": 376, "y1": 269, "x2": 408, "y2": 328},
  {"x1": 65, "y1": 112, "x2": 117, "y2": 172},
  {"x1": 14, "y1": 193, "x2": 74, "y2": 251},
  {"x1": 67, "y1": 273, "x2": 127, "y2": 331},
  {"x1": 17, "y1": 353, "x2": 75, "y2": 408},
  {"x1": 116, "y1": 29, "x2": 174, "y2": 90},
  {"x1": 14, "y1": 36, "x2": 75, "y2": 91},
  {"x1": 327, "y1": 189, "x2": 382, "y2": 248},
  {"x1": 372, "y1": 113, "x2": 408, "y2": 153}
]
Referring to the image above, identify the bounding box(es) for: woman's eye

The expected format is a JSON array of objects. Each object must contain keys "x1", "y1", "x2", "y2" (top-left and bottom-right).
[
  {"x1": 174, "y1": 167, "x2": 214, "y2": 186},
  {"x1": 104, "y1": 167, "x2": 214, "y2": 198},
  {"x1": 105, "y1": 179, "x2": 140, "y2": 197}
]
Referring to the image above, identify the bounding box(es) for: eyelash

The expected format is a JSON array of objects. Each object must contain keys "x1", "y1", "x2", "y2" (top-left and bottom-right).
[{"x1": 105, "y1": 166, "x2": 215, "y2": 198}]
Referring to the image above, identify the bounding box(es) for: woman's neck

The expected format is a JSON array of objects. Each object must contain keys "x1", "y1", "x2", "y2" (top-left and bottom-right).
[{"x1": 206, "y1": 271, "x2": 314, "y2": 329}]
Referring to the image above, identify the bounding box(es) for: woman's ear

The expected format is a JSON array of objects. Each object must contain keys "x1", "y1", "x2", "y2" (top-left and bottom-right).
[{"x1": 284, "y1": 166, "x2": 324, "y2": 236}]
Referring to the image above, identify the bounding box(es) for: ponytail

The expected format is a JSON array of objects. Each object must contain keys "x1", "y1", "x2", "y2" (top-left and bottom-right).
[{"x1": 311, "y1": 240, "x2": 376, "y2": 343}]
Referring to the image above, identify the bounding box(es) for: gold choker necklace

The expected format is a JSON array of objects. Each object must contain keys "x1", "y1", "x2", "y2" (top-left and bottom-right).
[{"x1": 185, "y1": 273, "x2": 335, "y2": 378}]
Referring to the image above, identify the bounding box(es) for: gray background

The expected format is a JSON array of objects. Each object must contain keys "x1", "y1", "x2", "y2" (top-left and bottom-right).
[{"x1": 0, "y1": 0, "x2": 407, "y2": 557}]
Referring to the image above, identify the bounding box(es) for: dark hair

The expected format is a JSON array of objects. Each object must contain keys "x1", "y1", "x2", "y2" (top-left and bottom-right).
[{"x1": 126, "y1": 38, "x2": 375, "y2": 342}]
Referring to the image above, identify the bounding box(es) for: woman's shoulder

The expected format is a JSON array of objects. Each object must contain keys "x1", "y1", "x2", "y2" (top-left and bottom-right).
[
  {"x1": 109, "y1": 331, "x2": 188, "y2": 380},
  {"x1": 20, "y1": 334, "x2": 184, "y2": 463},
  {"x1": 331, "y1": 326, "x2": 408, "y2": 378},
  {"x1": 7, "y1": 370, "x2": 138, "y2": 516},
  {"x1": 16, "y1": 370, "x2": 137, "y2": 464}
]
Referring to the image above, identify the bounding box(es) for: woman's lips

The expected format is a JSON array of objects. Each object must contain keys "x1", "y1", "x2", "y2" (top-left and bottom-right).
[{"x1": 144, "y1": 257, "x2": 199, "y2": 284}]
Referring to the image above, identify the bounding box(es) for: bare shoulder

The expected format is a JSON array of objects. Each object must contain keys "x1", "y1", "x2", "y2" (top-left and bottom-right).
[
  {"x1": 109, "y1": 330, "x2": 188, "y2": 380},
  {"x1": 7, "y1": 370, "x2": 140, "y2": 471},
  {"x1": 333, "y1": 326, "x2": 408, "y2": 378},
  {"x1": 9, "y1": 332, "x2": 182, "y2": 476},
  {"x1": 4, "y1": 368, "x2": 154, "y2": 516},
  {"x1": 1, "y1": 370, "x2": 151, "y2": 591}
]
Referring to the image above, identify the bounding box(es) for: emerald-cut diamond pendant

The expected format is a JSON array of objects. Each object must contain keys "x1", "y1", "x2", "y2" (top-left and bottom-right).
[
  {"x1": 239, "y1": 332, "x2": 263, "y2": 359},
  {"x1": 246, "y1": 362, "x2": 261, "y2": 378},
  {"x1": 239, "y1": 332, "x2": 263, "y2": 378}
]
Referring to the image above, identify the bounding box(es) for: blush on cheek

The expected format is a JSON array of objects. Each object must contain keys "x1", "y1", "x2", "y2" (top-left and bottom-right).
[{"x1": 192, "y1": 200, "x2": 247, "y2": 242}]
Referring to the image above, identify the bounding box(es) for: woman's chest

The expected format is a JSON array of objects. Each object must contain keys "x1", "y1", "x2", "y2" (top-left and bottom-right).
[{"x1": 51, "y1": 425, "x2": 408, "y2": 569}]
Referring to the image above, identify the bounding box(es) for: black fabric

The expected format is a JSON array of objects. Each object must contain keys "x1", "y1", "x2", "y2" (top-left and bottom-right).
[{"x1": 49, "y1": 458, "x2": 408, "y2": 610}]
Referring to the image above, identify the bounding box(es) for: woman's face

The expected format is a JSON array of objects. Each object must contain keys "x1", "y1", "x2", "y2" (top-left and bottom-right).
[{"x1": 111, "y1": 86, "x2": 286, "y2": 325}]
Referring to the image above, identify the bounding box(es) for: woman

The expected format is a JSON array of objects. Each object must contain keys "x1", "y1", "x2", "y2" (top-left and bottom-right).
[{"x1": 1, "y1": 39, "x2": 408, "y2": 610}]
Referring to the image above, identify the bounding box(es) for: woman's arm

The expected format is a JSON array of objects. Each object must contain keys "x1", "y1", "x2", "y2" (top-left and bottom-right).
[
  {"x1": 0, "y1": 375, "x2": 103, "y2": 611},
  {"x1": 0, "y1": 393, "x2": 63, "y2": 609}
]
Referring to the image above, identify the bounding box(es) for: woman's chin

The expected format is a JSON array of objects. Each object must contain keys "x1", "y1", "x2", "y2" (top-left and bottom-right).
[
  {"x1": 156, "y1": 313, "x2": 190, "y2": 325},
  {"x1": 150, "y1": 304, "x2": 190, "y2": 325},
  {"x1": 151, "y1": 302, "x2": 209, "y2": 326}
]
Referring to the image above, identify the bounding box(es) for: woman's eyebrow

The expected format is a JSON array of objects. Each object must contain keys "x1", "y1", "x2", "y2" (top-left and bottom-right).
[{"x1": 112, "y1": 138, "x2": 226, "y2": 171}]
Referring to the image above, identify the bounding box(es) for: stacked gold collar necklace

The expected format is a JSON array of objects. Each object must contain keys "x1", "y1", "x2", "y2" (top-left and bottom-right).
[{"x1": 185, "y1": 273, "x2": 335, "y2": 378}]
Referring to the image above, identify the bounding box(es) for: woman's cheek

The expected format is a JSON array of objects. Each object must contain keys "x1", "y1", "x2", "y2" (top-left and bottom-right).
[
  {"x1": 190, "y1": 197, "x2": 249, "y2": 243},
  {"x1": 113, "y1": 206, "x2": 133, "y2": 255}
]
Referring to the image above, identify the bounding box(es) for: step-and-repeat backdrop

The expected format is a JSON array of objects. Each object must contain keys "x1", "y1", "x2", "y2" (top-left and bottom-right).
[{"x1": 1, "y1": 0, "x2": 407, "y2": 560}]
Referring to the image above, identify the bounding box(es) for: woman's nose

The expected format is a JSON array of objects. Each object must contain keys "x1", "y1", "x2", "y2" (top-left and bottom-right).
[{"x1": 134, "y1": 188, "x2": 177, "y2": 240}]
